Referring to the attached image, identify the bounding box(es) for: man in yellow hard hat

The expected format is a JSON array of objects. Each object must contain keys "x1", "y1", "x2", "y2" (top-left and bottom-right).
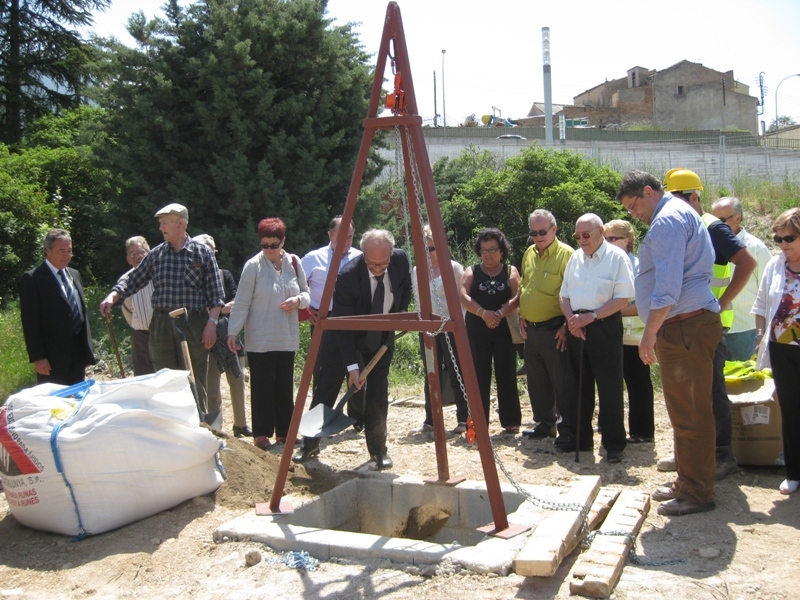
[{"x1": 662, "y1": 168, "x2": 756, "y2": 481}]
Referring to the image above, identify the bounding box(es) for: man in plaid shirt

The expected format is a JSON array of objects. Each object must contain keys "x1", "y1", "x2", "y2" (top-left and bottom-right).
[{"x1": 100, "y1": 204, "x2": 224, "y2": 412}]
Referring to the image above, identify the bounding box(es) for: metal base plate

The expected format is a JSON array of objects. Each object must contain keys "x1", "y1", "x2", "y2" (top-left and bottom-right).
[
  {"x1": 476, "y1": 521, "x2": 530, "y2": 539},
  {"x1": 254, "y1": 500, "x2": 294, "y2": 516},
  {"x1": 423, "y1": 476, "x2": 467, "y2": 486}
]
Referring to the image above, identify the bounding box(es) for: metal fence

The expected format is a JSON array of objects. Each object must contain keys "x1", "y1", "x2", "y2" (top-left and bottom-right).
[{"x1": 377, "y1": 130, "x2": 800, "y2": 188}]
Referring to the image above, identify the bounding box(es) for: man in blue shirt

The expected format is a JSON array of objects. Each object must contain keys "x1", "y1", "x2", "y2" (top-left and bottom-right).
[{"x1": 617, "y1": 170, "x2": 721, "y2": 517}]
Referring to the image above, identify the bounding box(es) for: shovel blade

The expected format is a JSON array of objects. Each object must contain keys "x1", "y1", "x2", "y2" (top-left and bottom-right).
[{"x1": 298, "y1": 404, "x2": 356, "y2": 438}]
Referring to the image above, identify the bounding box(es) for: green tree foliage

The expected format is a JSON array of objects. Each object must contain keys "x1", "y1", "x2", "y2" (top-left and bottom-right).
[
  {"x1": 0, "y1": 107, "x2": 115, "y2": 301},
  {"x1": 0, "y1": 145, "x2": 58, "y2": 304},
  {"x1": 0, "y1": 0, "x2": 109, "y2": 146},
  {"x1": 95, "y1": 0, "x2": 378, "y2": 274},
  {"x1": 440, "y1": 145, "x2": 626, "y2": 264}
]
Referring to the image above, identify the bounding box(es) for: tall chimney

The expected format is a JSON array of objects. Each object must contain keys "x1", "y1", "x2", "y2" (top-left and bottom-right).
[{"x1": 542, "y1": 27, "x2": 553, "y2": 147}]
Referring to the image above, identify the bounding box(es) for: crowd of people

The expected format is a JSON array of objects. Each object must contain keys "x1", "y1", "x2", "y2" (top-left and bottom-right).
[{"x1": 19, "y1": 167, "x2": 800, "y2": 512}]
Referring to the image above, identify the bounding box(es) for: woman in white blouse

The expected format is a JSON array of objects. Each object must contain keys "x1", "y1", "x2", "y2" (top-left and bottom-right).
[
  {"x1": 227, "y1": 217, "x2": 310, "y2": 450},
  {"x1": 412, "y1": 225, "x2": 469, "y2": 434}
]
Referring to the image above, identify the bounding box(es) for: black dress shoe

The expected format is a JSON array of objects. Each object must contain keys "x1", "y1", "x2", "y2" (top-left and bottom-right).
[
  {"x1": 554, "y1": 437, "x2": 593, "y2": 452},
  {"x1": 372, "y1": 453, "x2": 393, "y2": 469},
  {"x1": 522, "y1": 423, "x2": 557, "y2": 439},
  {"x1": 233, "y1": 425, "x2": 253, "y2": 438},
  {"x1": 292, "y1": 445, "x2": 320, "y2": 463},
  {"x1": 606, "y1": 450, "x2": 623, "y2": 463}
]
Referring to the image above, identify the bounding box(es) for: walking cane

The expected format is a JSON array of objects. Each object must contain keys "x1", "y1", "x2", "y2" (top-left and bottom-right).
[
  {"x1": 105, "y1": 314, "x2": 126, "y2": 378},
  {"x1": 575, "y1": 336, "x2": 584, "y2": 464}
]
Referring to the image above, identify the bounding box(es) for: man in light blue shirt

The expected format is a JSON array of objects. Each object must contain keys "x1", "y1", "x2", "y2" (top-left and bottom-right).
[
  {"x1": 617, "y1": 170, "x2": 721, "y2": 517},
  {"x1": 301, "y1": 216, "x2": 362, "y2": 324}
]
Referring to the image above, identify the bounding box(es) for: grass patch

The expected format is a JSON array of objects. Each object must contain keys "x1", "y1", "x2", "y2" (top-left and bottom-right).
[{"x1": 0, "y1": 301, "x2": 37, "y2": 403}]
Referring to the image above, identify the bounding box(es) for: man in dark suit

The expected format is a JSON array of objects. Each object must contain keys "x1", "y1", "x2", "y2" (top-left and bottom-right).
[
  {"x1": 19, "y1": 228, "x2": 96, "y2": 385},
  {"x1": 294, "y1": 229, "x2": 412, "y2": 468}
]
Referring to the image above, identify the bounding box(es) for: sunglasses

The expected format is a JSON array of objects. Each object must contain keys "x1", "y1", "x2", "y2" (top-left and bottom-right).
[
  {"x1": 529, "y1": 228, "x2": 552, "y2": 237},
  {"x1": 260, "y1": 241, "x2": 282, "y2": 249},
  {"x1": 605, "y1": 236, "x2": 625, "y2": 242},
  {"x1": 479, "y1": 247, "x2": 500, "y2": 254},
  {"x1": 773, "y1": 234, "x2": 798, "y2": 244},
  {"x1": 573, "y1": 228, "x2": 598, "y2": 240}
]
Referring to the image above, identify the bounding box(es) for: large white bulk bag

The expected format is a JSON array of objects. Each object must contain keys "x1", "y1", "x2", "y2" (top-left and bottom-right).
[{"x1": 0, "y1": 369, "x2": 225, "y2": 537}]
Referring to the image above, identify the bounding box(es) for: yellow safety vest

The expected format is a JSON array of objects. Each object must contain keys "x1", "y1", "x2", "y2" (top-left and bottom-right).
[{"x1": 701, "y1": 213, "x2": 733, "y2": 328}]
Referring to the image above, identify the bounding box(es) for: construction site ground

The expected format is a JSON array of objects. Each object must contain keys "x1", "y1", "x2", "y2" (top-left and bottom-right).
[{"x1": 0, "y1": 375, "x2": 796, "y2": 599}]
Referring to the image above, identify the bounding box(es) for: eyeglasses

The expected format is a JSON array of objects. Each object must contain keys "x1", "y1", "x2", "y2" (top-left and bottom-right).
[
  {"x1": 573, "y1": 228, "x2": 599, "y2": 240},
  {"x1": 427, "y1": 247, "x2": 436, "y2": 252},
  {"x1": 773, "y1": 234, "x2": 799, "y2": 244},
  {"x1": 624, "y1": 196, "x2": 640, "y2": 215},
  {"x1": 604, "y1": 236, "x2": 625, "y2": 243},
  {"x1": 260, "y1": 241, "x2": 282, "y2": 249},
  {"x1": 127, "y1": 250, "x2": 148, "y2": 257},
  {"x1": 717, "y1": 215, "x2": 735, "y2": 223},
  {"x1": 529, "y1": 228, "x2": 552, "y2": 237},
  {"x1": 479, "y1": 247, "x2": 501, "y2": 255}
]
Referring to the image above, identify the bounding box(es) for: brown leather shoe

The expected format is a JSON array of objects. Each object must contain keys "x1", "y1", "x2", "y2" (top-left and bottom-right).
[
  {"x1": 254, "y1": 436, "x2": 271, "y2": 450},
  {"x1": 656, "y1": 498, "x2": 714, "y2": 516},
  {"x1": 651, "y1": 486, "x2": 678, "y2": 502}
]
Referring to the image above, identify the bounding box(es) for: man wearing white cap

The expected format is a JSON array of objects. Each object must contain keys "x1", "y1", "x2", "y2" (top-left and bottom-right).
[{"x1": 100, "y1": 204, "x2": 224, "y2": 412}]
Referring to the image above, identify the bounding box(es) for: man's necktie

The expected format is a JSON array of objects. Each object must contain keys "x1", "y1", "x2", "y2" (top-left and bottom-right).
[
  {"x1": 366, "y1": 274, "x2": 385, "y2": 352},
  {"x1": 59, "y1": 269, "x2": 83, "y2": 334}
]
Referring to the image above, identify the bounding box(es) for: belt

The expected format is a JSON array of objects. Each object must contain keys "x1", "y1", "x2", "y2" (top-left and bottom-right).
[
  {"x1": 662, "y1": 308, "x2": 706, "y2": 326},
  {"x1": 529, "y1": 316, "x2": 565, "y2": 328},
  {"x1": 153, "y1": 307, "x2": 207, "y2": 316}
]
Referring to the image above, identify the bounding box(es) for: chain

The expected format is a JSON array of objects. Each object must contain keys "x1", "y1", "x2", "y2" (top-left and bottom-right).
[
  {"x1": 490, "y1": 444, "x2": 682, "y2": 567},
  {"x1": 404, "y1": 124, "x2": 468, "y2": 415}
]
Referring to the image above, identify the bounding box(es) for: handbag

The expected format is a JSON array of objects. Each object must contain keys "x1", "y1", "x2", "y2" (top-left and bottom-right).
[
  {"x1": 505, "y1": 265, "x2": 525, "y2": 344},
  {"x1": 290, "y1": 254, "x2": 312, "y2": 322}
]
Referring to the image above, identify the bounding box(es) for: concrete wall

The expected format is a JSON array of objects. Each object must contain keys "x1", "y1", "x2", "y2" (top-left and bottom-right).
[{"x1": 378, "y1": 134, "x2": 800, "y2": 188}]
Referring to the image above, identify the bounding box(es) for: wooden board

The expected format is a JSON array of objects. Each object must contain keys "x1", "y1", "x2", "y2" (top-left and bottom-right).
[
  {"x1": 569, "y1": 490, "x2": 650, "y2": 598},
  {"x1": 513, "y1": 476, "x2": 600, "y2": 577},
  {"x1": 586, "y1": 487, "x2": 620, "y2": 531}
]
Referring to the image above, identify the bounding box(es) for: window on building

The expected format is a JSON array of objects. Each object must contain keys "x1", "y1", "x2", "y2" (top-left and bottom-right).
[{"x1": 677, "y1": 85, "x2": 684, "y2": 95}]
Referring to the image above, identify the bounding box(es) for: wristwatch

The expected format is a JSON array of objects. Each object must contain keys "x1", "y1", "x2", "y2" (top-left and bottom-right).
[
  {"x1": 590, "y1": 310, "x2": 598, "y2": 321},
  {"x1": 208, "y1": 316, "x2": 219, "y2": 325}
]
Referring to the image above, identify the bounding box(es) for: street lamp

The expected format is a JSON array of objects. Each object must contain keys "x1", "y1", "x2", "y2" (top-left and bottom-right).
[
  {"x1": 441, "y1": 49, "x2": 446, "y2": 128},
  {"x1": 775, "y1": 73, "x2": 800, "y2": 131}
]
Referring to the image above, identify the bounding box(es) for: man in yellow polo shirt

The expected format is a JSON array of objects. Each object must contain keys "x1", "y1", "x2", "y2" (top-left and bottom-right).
[{"x1": 519, "y1": 209, "x2": 577, "y2": 446}]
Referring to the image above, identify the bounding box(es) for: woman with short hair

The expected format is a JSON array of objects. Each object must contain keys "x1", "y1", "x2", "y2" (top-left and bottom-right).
[
  {"x1": 459, "y1": 228, "x2": 522, "y2": 433},
  {"x1": 227, "y1": 217, "x2": 310, "y2": 450},
  {"x1": 752, "y1": 207, "x2": 800, "y2": 495}
]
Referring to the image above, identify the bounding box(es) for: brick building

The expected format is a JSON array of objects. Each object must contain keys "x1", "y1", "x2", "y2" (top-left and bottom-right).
[{"x1": 522, "y1": 60, "x2": 759, "y2": 133}]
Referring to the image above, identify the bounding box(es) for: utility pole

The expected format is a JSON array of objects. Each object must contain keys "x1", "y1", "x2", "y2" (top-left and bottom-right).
[
  {"x1": 433, "y1": 71, "x2": 438, "y2": 127},
  {"x1": 542, "y1": 28, "x2": 553, "y2": 147},
  {"x1": 441, "y1": 49, "x2": 447, "y2": 128}
]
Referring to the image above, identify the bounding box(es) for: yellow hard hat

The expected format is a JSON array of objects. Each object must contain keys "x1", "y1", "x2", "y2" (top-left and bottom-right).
[{"x1": 663, "y1": 168, "x2": 704, "y2": 193}]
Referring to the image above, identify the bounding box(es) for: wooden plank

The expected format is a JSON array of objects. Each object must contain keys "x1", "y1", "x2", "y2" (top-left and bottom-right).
[
  {"x1": 586, "y1": 487, "x2": 620, "y2": 531},
  {"x1": 569, "y1": 490, "x2": 650, "y2": 598},
  {"x1": 513, "y1": 476, "x2": 600, "y2": 577}
]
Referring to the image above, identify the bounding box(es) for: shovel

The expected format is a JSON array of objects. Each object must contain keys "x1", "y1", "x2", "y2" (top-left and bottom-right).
[
  {"x1": 169, "y1": 307, "x2": 220, "y2": 427},
  {"x1": 299, "y1": 332, "x2": 405, "y2": 439},
  {"x1": 105, "y1": 313, "x2": 126, "y2": 378}
]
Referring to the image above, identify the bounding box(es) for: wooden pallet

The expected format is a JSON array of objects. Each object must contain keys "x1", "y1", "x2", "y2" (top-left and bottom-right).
[{"x1": 569, "y1": 490, "x2": 650, "y2": 598}]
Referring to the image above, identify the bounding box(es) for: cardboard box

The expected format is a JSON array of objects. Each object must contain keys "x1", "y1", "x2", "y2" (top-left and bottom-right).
[{"x1": 727, "y1": 378, "x2": 784, "y2": 467}]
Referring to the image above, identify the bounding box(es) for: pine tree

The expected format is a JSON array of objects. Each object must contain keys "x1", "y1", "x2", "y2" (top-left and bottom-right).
[{"x1": 0, "y1": 0, "x2": 110, "y2": 145}]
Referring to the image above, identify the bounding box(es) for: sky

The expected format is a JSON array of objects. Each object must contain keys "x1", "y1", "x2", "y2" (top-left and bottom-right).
[{"x1": 88, "y1": 0, "x2": 800, "y2": 129}]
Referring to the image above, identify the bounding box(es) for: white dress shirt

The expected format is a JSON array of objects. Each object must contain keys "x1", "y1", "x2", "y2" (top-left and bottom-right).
[{"x1": 560, "y1": 240, "x2": 635, "y2": 311}]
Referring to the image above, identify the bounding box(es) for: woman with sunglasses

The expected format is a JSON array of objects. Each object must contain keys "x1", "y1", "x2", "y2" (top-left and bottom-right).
[
  {"x1": 227, "y1": 217, "x2": 310, "y2": 450},
  {"x1": 604, "y1": 220, "x2": 654, "y2": 444},
  {"x1": 459, "y1": 228, "x2": 522, "y2": 434},
  {"x1": 752, "y1": 207, "x2": 800, "y2": 495}
]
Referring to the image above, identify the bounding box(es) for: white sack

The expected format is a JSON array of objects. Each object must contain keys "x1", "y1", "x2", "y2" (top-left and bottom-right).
[{"x1": 0, "y1": 369, "x2": 225, "y2": 537}]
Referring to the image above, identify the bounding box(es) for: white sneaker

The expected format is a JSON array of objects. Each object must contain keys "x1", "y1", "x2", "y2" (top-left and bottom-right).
[
  {"x1": 657, "y1": 455, "x2": 676, "y2": 472},
  {"x1": 780, "y1": 479, "x2": 800, "y2": 495}
]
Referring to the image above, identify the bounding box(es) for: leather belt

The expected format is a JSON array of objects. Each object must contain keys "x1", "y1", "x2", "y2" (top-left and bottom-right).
[
  {"x1": 662, "y1": 308, "x2": 706, "y2": 326},
  {"x1": 529, "y1": 316, "x2": 564, "y2": 328}
]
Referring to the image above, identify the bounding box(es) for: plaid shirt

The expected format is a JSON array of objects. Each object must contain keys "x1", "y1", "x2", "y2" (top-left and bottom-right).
[{"x1": 113, "y1": 236, "x2": 224, "y2": 312}]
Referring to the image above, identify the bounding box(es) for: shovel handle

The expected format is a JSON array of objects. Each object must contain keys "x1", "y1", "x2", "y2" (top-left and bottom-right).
[{"x1": 169, "y1": 307, "x2": 187, "y2": 318}]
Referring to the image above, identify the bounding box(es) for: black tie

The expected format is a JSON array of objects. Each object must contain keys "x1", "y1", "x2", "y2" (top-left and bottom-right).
[
  {"x1": 59, "y1": 269, "x2": 83, "y2": 334},
  {"x1": 366, "y1": 274, "x2": 385, "y2": 352}
]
